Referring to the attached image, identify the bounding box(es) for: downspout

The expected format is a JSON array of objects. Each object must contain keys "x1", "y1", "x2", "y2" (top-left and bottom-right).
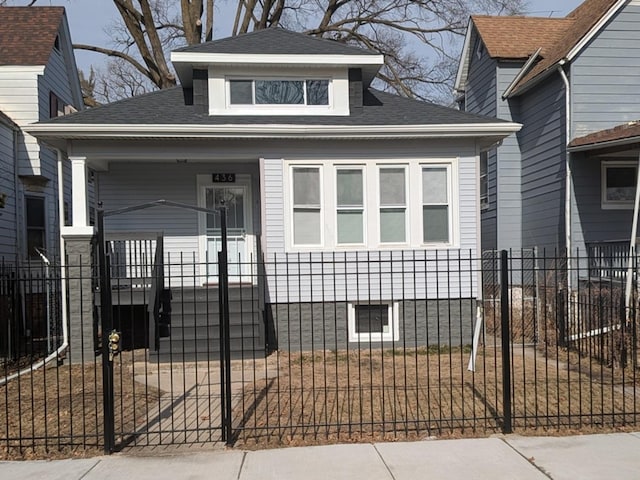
[
  {"x1": 0, "y1": 150, "x2": 70, "y2": 386},
  {"x1": 557, "y1": 62, "x2": 572, "y2": 296},
  {"x1": 624, "y1": 154, "x2": 640, "y2": 320}
]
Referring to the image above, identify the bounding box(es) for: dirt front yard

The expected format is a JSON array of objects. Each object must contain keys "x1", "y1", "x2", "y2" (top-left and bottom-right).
[{"x1": 233, "y1": 344, "x2": 640, "y2": 449}]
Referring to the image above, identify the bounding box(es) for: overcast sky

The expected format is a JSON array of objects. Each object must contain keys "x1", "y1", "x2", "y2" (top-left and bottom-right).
[{"x1": 20, "y1": 0, "x2": 586, "y2": 73}]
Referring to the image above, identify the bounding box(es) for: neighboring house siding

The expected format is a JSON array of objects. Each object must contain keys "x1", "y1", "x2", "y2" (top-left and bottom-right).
[
  {"x1": 0, "y1": 67, "x2": 41, "y2": 176},
  {"x1": 571, "y1": 4, "x2": 640, "y2": 137},
  {"x1": 495, "y1": 63, "x2": 523, "y2": 252},
  {"x1": 519, "y1": 74, "x2": 566, "y2": 254},
  {"x1": 571, "y1": 153, "x2": 633, "y2": 253},
  {"x1": 0, "y1": 122, "x2": 16, "y2": 258},
  {"x1": 463, "y1": 45, "x2": 497, "y2": 251}
]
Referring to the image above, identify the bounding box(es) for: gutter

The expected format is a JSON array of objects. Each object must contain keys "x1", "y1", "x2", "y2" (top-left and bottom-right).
[
  {"x1": 25, "y1": 122, "x2": 522, "y2": 140},
  {"x1": 502, "y1": 48, "x2": 542, "y2": 100}
]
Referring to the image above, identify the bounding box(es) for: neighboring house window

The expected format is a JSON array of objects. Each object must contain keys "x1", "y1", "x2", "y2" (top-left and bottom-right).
[
  {"x1": 602, "y1": 161, "x2": 638, "y2": 209},
  {"x1": 49, "y1": 92, "x2": 64, "y2": 118},
  {"x1": 479, "y1": 151, "x2": 489, "y2": 211},
  {"x1": 229, "y1": 79, "x2": 329, "y2": 106},
  {"x1": 422, "y1": 165, "x2": 451, "y2": 244},
  {"x1": 26, "y1": 196, "x2": 46, "y2": 258},
  {"x1": 285, "y1": 159, "x2": 458, "y2": 250},
  {"x1": 348, "y1": 302, "x2": 399, "y2": 343},
  {"x1": 336, "y1": 168, "x2": 365, "y2": 245},
  {"x1": 291, "y1": 166, "x2": 322, "y2": 246},
  {"x1": 379, "y1": 167, "x2": 407, "y2": 244}
]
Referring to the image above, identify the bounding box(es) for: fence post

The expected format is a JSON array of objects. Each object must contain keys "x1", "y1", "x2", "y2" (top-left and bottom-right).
[
  {"x1": 217, "y1": 206, "x2": 233, "y2": 445},
  {"x1": 500, "y1": 250, "x2": 513, "y2": 434},
  {"x1": 97, "y1": 210, "x2": 115, "y2": 454}
]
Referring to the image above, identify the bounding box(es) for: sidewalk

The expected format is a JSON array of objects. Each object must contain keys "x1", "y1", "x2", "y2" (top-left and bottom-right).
[{"x1": 2, "y1": 432, "x2": 639, "y2": 480}]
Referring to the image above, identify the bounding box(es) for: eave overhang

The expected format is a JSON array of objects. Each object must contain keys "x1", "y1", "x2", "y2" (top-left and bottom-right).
[{"x1": 26, "y1": 122, "x2": 521, "y2": 151}]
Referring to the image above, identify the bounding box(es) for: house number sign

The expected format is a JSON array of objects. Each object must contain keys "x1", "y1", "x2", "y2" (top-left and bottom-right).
[{"x1": 212, "y1": 173, "x2": 236, "y2": 183}]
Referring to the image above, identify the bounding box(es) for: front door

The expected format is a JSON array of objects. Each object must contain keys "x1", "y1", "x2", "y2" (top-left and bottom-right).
[{"x1": 202, "y1": 182, "x2": 252, "y2": 283}]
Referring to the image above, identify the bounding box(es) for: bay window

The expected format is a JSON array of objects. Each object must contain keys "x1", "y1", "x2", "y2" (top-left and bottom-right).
[{"x1": 285, "y1": 159, "x2": 458, "y2": 250}]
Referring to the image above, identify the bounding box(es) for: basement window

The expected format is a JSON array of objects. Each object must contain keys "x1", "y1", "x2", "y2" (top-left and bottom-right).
[{"x1": 348, "y1": 302, "x2": 399, "y2": 343}]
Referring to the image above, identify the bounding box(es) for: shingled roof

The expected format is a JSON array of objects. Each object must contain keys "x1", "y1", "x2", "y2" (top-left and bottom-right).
[
  {"x1": 0, "y1": 7, "x2": 64, "y2": 66},
  {"x1": 569, "y1": 121, "x2": 640, "y2": 151},
  {"x1": 174, "y1": 27, "x2": 380, "y2": 57},
  {"x1": 471, "y1": 16, "x2": 571, "y2": 60},
  {"x1": 38, "y1": 86, "x2": 506, "y2": 127},
  {"x1": 461, "y1": 0, "x2": 620, "y2": 96}
]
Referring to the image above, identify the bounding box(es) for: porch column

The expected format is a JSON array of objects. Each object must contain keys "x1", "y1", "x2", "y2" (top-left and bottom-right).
[{"x1": 61, "y1": 155, "x2": 95, "y2": 363}]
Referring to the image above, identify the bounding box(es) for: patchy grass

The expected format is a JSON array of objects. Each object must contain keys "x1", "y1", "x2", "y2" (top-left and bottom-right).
[
  {"x1": 0, "y1": 352, "x2": 160, "y2": 460},
  {"x1": 233, "y1": 344, "x2": 640, "y2": 449}
]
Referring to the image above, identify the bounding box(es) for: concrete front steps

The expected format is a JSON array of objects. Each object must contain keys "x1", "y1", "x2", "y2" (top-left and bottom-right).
[{"x1": 149, "y1": 285, "x2": 265, "y2": 362}]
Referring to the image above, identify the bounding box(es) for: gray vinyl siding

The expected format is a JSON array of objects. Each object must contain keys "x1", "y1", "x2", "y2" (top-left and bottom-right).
[
  {"x1": 495, "y1": 63, "x2": 523, "y2": 252},
  {"x1": 261, "y1": 140, "x2": 481, "y2": 303},
  {"x1": 98, "y1": 161, "x2": 261, "y2": 263},
  {"x1": 0, "y1": 122, "x2": 17, "y2": 259},
  {"x1": 463, "y1": 45, "x2": 498, "y2": 251},
  {"x1": 571, "y1": 4, "x2": 640, "y2": 137},
  {"x1": 571, "y1": 153, "x2": 635, "y2": 253},
  {"x1": 519, "y1": 74, "x2": 566, "y2": 254}
]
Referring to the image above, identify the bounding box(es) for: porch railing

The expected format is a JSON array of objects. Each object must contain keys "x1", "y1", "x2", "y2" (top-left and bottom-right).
[
  {"x1": 587, "y1": 240, "x2": 631, "y2": 280},
  {"x1": 105, "y1": 232, "x2": 160, "y2": 288}
]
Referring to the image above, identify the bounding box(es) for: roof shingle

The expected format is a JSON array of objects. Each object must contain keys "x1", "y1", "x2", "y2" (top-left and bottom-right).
[
  {"x1": 174, "y1": 27, "x2": 379, "y2": 56},
  {"x1": 470, "y1": 0, "x2": 619, "y2": 94},
  {"x1": 0, "y1": 7, "x2": 64, "y2": 66},
  {"x1": 41, "y1": 86, "x2": 506, "y2": 127}
]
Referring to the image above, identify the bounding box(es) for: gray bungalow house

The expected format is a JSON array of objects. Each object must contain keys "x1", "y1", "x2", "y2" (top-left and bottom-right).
[
  {"x1": 456, "y1": 0, "x2": 640, "y2": 274},
  {"x1": 29, "y1": 28, "x2": 519, "y2": 359}
]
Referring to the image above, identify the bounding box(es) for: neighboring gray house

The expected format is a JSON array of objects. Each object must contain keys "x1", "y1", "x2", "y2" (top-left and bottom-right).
[
  {"x1": 0, "y1": 6, "x2": 83, "y2": 261},
  {"x1": 29, "y1": 28, "x2": 519, "y2": 356},
  {"x1": 456, "y1": 0, "x2": 640, "y2": 269}
]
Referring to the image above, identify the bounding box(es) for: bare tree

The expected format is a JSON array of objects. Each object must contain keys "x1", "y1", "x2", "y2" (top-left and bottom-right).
[
  {"x1": 7, "y1": 0, "x2": 526, "y2": 104},
  {"x1": 228, "y1": 0, "x2": 528, "y2": 102}
]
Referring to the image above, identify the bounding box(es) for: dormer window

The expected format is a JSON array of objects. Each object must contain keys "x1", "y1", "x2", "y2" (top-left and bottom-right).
[{"x1": 229, "y1": 79, "x2": 330, "y2": 106}]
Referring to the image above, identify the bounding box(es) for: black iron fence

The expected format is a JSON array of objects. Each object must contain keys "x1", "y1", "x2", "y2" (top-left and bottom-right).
[{"x1": 1, "y1": 247, "x2": 640, "y2": 458}]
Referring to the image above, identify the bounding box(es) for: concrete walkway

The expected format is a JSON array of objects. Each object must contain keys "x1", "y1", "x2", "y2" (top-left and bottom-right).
[{"x1": 2, "y1": 432, "x2": 639, "y2": 480}]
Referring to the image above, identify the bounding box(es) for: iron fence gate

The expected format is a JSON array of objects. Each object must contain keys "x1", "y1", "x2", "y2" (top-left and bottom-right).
[{"x1": 96, "y1": 200, "x2": 233, "y2": 453}]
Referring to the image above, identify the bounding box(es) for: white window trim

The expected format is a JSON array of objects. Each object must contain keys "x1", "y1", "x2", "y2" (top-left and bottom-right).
[
  {"x1": 288, "y1": 165, "x2": 324, "y2": 248},
  {"x1": 420, "y1": 163, "x2": 455, "y2": 247},
  {"x1": 348, "y1": 301, "x2": 399, "y2": 343},
  {"x1": 283, "y1": 158, "x2": 460, "y2": 252},
  {"x1": 335, "y1": 166, "x2": 367, "y2": 247},
  {"x1": 377, "y1": 164, "x2": 409, "y2": 246},
  {"x1": 225, "y1": 75, "x2": 333, "y2": 114},
  {"x1": 601, "y1": 160, "x2": 638, "y2": 210}
]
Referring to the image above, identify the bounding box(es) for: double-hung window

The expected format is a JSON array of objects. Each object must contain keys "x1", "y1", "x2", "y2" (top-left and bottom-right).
[
  {"x1": 422, "y1": 165, "x2": 451, "y2": 244},
  {"x1": 336, "y1": 168, "x2": 365, "y2": 245},
  {"x1": 291, "y1": 167, "x2": 322, "y2": 246},
  {"x1": 602, "y1": 161, "x2": 637, "y2": 209},
  {"x1": 230, "y1": 79, "x2": 329, "y2": 106},
  {"x1": 379, "y1": 167, "x2": 407, "y2": 244},
  {"x1": 26, "y1": 196, "x2": 46, "y2": 258}
]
